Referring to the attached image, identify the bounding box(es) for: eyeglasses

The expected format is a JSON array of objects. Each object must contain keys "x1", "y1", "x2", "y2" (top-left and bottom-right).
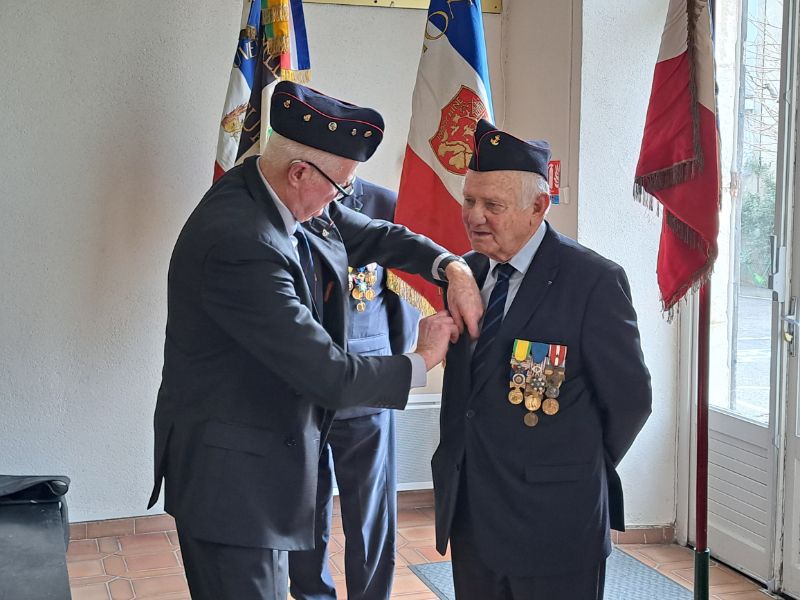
[{"x1": 291, "y1": 159, "x2": 353, "y2": 201}]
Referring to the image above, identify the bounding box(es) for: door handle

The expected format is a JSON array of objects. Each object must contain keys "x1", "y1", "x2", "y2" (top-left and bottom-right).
[{"x1": 783, "y1": 296, "x2": 797, "y2": 356}]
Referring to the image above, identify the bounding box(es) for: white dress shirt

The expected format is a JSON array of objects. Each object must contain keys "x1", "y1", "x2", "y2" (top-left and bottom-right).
[{"x1": 470, "y1": 222, "x2": 547, "y2": 353}]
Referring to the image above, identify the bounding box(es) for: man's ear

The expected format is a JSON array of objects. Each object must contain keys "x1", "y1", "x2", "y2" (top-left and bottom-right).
[
  {"x1": 532, "y1": 192, "x2": 551, "y2": 220},
  {"x1": 286, "y1": 161, "x2": 308, "y2": 189}
]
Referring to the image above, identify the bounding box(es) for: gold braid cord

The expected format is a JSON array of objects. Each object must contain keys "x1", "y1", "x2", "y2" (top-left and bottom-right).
[{"x1": 386, "y1": 271, "x2": 436, "y2": 317}]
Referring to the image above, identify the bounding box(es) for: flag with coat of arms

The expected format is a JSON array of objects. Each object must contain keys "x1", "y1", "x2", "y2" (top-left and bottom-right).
[
  {"x1": 214, "y1": 0, "x2": 311, "y2": 182},
  {"x1": 391, "y1": 0, "x2": 494, "y2": 315}
]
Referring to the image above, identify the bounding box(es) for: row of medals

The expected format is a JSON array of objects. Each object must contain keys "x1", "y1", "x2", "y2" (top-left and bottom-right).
[
  {"x1": 508, "y1": 361, "x2": 565, "y2": 427},
  {"x1": 348, "y1": 264, "x2": 378, "y2": 312}
]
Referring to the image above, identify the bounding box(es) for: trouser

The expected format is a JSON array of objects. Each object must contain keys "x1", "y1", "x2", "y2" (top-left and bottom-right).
[
  {"x1": 177, "y1": 525, "x2": 289, "y2": 600},
  {"x1": 289, "y1": 410, "x2": 396, "y2": 600}
]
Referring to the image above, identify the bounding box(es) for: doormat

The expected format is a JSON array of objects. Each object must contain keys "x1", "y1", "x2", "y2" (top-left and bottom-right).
[{"x1": 408, "y1": 548, "x2": 693, "y2": 599}]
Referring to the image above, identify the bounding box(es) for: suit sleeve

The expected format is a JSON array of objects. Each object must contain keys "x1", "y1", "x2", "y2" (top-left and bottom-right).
[
  {"x1": 200, "y1": 235, "x2": 412, "y2": 410},
  {"x1": 581, "y1": 266, "x2": 652, "y2": 467},
  {"x1": 329, "y1": 201, "x2": 447, "y2": 281}
]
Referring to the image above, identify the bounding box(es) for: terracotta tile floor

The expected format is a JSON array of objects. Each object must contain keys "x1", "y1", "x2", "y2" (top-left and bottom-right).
[{"x1": 68, "y1": 508, "x2": 773, "y2": 599}]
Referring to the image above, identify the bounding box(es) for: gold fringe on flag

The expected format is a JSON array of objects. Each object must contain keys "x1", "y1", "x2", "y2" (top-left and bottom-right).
[
  {"x1": 241, "y1": 25, "x2": 258, "y2": 41},
  {"x1": 386, "y1": 271, "x2": 436, "y2": 317},
  {"x1": 266, "y1": 36, "x2": 291, "y2": 55},
  {"x1": 263, "y1": 4, "x2": 291, "y2": 25},
  {"x1": 280, "y1": 68, "x2": 312, "y2": 83}
]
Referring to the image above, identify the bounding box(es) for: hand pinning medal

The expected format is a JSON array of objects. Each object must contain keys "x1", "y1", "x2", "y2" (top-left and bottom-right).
[{"x1": 508, "y1": 339, "x2": 568, "y2": 427}]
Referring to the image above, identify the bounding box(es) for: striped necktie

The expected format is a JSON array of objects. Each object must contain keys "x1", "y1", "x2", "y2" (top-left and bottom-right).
[
  {"x1": 293, "y1": 228, "x2": 323, "y2": 318},
  {"x1": 471, "y1": 262, "x2": 516, "y2": 374}
]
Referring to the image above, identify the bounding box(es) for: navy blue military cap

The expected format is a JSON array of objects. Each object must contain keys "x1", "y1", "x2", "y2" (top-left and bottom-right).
[
  {"x1": 468, "y1": 119, "x2": 551, "y2": 179},
  {"x1": 270, "y1": 81, "x2": 384, "y2": 162}
]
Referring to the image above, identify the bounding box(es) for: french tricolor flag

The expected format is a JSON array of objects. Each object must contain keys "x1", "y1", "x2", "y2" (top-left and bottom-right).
[
  {"x1": 635, "y1": 0, "x2": 720, "y2": 314},
  {"x1": 391, "y1": 0, "x2": 494, "y2": 315}
]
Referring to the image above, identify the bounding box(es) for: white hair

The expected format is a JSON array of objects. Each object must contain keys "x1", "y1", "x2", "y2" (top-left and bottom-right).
[
  {"x1": 262, "y1": 131, "x2": 343, "y2": 174},
  {"x1": 519, "y1": 172, "x2": 550, "y2": 210}
]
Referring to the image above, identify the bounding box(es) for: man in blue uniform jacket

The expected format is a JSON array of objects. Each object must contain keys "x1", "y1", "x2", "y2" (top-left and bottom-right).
[
  {"x1": 148, "y1": 82, "x2": 483, "y2": 600},
  {"x1": 432, "y1": 120, "x2": 652, "y2": 600},
  {"x1": 289, "y1": 178, "x2": 418, "y2": 600}
]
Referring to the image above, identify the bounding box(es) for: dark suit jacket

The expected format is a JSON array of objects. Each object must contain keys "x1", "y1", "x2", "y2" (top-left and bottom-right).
[
  {"x1": 148, "y1": 157, "x2": 446, "y2": 551},
  {"x1": 335, "y1": 178, "x2": 420, "y2": 419},
  {"x1": 432, "y1": 223, "x2": 652, "y2": 577}
]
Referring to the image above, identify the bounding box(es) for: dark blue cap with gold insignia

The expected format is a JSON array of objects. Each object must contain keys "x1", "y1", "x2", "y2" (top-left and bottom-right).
[
  {"x1": 468, "y1": 119, "x2": 551, "y2": 178},
  {"x1": 270, "y1": 81, "x2": 384, "y2": 162}
]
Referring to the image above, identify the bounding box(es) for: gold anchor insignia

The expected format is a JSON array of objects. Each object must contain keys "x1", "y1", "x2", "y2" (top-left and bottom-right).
[
  {"x1": 490, "y1": 135, "x2": 501, "y2": 146},
  {"x1": 303, "y1": 114, "x2": 312, "y2": 122},
  {"x1": 328, "y1": 122, "x2": 337, "y2": 131},
  {"x1": 283, "y1": 99, "x2": 291, "y2": 108}
]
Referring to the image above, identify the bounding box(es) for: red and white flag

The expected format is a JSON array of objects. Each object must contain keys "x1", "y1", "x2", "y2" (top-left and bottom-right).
[
  {"x1": 391, "y1": 1, "x2": 494, "y2": 315},
  {"x1": 635, "y1": 0, "x2": 720, "y2": 314}
]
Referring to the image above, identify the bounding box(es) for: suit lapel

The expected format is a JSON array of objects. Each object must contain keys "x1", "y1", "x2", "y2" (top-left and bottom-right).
[
  {"x1": 341, "y1": 178, "x2": 364, "y2": 213},
  {"x1": 445, "y1": 253, "x2": 489, "y2": 391},
  {"x1": 305, "y1": 213, "x2": 348, "y2": 301},
  {"x1": 242, "y1": 157, "x2": 313, "y2": 308},
  {"x1": 469, "y1": 227, "x2": 561, "y2": 399}
]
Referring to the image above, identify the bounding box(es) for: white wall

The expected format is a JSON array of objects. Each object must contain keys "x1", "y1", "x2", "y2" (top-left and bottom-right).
[
  {"x1": 579, "y1": 0, "x2": 677, "y2": 526},
  {"x1": 499, "y1": 0, "x2": 581, "y2": 238},
  {"x1": 0, "y1": 0, "x2": 676, "y2": 527},
  {"x1": 0, "y1": 1, "x2": 240, "y2": 521}
]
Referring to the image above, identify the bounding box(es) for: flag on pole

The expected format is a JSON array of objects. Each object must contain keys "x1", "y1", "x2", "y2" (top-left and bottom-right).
[
  {"x1": 391, "y1": 0, "x2": 494, "y2": 315},
  {"x1": 634, "y1": 0, "x2": 720, "y2": 315},
  {"x1": 214, "y1": 0, "x2": 311, "y2": 182}
]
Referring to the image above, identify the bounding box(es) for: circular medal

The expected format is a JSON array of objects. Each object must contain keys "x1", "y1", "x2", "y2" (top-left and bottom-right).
[
  {"x1": 542, "y1": 398, "x2": 560, "y2": 416},
  {"x1": 352, "y1": 288, "x2": 363, "y2": 300},
  {"x1": 523, "y1": 412, "x2": 539, "y2": 427},
  {"x1": 365, "y1": 289, "x2": 375, "y2": 301},
  {"x1": 524, "y1": 393, "x2": 542, "y2": 412},
  {"x1": 544, "y1": 366, "x2": 554, "y2": 376},
  {"x1": 508, "y1": 389, "x2": 524, "y2": 405},
  {"x1": 545, "y1": 386, "x2": 560, "y2": 399},
  {"x1": 511, "y1": 373, "x2": 526, "y2": 386},
  {"x1": 356, "y1": 301, "x2": 366, "y2": 312}
]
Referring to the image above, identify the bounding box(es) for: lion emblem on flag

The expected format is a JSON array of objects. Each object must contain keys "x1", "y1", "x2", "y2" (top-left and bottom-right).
[
  {"x1": 429, "y1": 85, "x2": 488, "y2": 175},
  {"x1": 221, "y1": 103, "x2": 249, "y2": 141}
]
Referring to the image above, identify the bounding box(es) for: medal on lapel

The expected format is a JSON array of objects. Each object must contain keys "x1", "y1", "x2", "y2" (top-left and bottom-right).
[
  {"x1": 508, "y1": 339, "x2": 568, "y2": 427},
  {"x1": 542, "y1": 344, "x2": 567, "y2": 415},
  {"x1": 508, "y1": 340, "x2": 531, "y2": 405},
  {"x1": 348, "y1": 263, "x2": 378, "y2": 312}
]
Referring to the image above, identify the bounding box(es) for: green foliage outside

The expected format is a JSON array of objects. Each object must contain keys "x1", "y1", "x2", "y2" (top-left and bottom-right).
[{"x1": 740, "y1": 158, "x2": 776, "y2": 288}]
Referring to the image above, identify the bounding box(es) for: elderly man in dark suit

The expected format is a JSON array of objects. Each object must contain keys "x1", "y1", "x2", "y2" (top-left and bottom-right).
[
  {"x1": 289, "y1": 178, "x2": 418, "y2": 600},
  {"x1": 431, "y1": 120, "x2": 652, "y2": 600},
  {"x1": 147, "y1": 82, "x2": 482, "y2": 600}
]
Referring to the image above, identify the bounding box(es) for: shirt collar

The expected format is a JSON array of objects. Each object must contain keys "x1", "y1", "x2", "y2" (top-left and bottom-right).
[
  {"x1": 257, "y1": 158, "x2": 298, "y2": 235},
  {"x1": 488, "y1": 221, "x2": 547, "y2": 276}
]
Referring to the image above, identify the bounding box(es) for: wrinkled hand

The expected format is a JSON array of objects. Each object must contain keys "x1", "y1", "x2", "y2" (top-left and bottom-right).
[
  {"x1": 445, "y1": 261, "x2": 483, "y2": 340},
  {"x1": 415, "y1": 311, "x2": 460, "y2": 370}
]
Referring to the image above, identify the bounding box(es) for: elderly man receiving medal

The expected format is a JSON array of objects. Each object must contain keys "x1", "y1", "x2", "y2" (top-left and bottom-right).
[
  {"x1": 431, "y1": 120, "x2": 652, "y2": 600},
  {"x1": 148, "y1": 82, "x2": 483, "y2": 600}
]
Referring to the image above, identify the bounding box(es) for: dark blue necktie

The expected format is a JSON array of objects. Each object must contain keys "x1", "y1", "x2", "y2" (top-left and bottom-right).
[
  {"x1": 471, "y1": 262, "x2": 516, "y2": 374},
  {"x1": 293, "y1": 228, "x2": 323, "y2": 318}
]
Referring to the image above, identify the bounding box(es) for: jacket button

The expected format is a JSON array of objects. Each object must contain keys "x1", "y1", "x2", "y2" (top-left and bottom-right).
[
  {"x1": 465, "y1": 409, "x2": 475, "y2": 419},
  {"x1": 285, "y1": 437, "x2": 296, "y2": 447}
]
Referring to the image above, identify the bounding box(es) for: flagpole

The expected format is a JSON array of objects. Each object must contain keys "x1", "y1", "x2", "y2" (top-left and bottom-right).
[
  {"x1": 694, "y1": 281, "x2": 711, "y2": 600},
  {"x1": 694, "y1": 3, "x2": 715, "y2": 598}
]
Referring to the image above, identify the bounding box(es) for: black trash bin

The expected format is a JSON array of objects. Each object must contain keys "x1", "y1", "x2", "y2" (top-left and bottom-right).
[{"x1": 0, "y1": 475, "x2": 72, "y2": 600}]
